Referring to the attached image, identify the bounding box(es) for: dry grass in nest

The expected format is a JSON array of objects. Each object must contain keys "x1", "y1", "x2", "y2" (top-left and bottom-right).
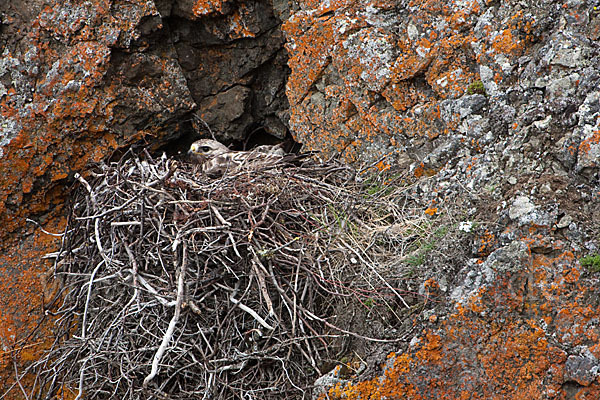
[{"x1": 32, "y1": 150, "x2": 423, "y2": 399}]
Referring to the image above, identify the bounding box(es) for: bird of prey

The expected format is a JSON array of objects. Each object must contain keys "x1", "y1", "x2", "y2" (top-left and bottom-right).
[{"x1": 188, "y1": 139, "x2": 304, "y2": 177}]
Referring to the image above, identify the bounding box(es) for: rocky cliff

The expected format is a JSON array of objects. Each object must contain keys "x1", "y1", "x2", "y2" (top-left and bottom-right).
[{"x1": 1, "y1": 0, "x2": 600, "y2": 398}]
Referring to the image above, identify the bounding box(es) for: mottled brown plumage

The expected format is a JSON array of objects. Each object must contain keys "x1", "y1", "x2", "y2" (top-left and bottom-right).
[{"x1": 188, "y1": 139, "x2": 301, "y2": 177}]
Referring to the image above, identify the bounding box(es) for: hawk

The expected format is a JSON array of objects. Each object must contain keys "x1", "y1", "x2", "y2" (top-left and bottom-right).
[{"x1": 188, "y1": 139, "x2": 304, "y2": 177}]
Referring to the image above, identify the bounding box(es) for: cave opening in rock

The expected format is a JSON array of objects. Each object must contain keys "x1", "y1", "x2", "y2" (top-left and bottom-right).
[
  {"x1": 158, "y1": 2, "x2": 293, "y2": 147},
  {"x1": 109, "y1": 0, "x2": 300, "y2": 162}
]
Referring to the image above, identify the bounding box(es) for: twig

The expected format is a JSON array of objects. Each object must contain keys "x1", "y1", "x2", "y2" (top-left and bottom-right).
[
  {"x1": 215, "y1": 283, "x2": 275, "y2": 331},
  {"x1": 11, "y1": 353, "x2": 30, "y2": 400},
  {"x1": 211, "y1": 205, "x2": 232, "y2": 227},
  {"x1": 250, "y1": 248, "x2": 274, "y2": 317},
  {"x1": 74, "y1": 173, "x2": 95, "y2": 204},
  {"x1": 143, "y1": 242, "x2": 187, "y2": 388},
  {"x1": 79, "y1": 261, "x2": 104, "y2": 340},
  {"x1": 342, "y1": 241, "x2": 410, "y2": 309},
  {"x1": 25, "y1": 218, "x2": 65, "y2": 237},
  {"x1": 74, "y1": 357, "x2": 89, "y2": 400}
]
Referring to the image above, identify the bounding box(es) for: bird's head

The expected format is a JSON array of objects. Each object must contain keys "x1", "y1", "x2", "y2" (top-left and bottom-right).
[{"x1": 188, "y1": 139, "x2": 229, "y2": 159}]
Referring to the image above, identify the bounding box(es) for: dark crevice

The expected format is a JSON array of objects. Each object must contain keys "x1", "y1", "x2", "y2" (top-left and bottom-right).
[
  {"x1": 107, "y1": 0, "x2": 299, "y2": 160},
  {"x1": 160, "y1": 6, "x2": 291, "y2": 144}
]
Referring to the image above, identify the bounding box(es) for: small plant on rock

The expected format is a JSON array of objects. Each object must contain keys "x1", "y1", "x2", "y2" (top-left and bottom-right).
[
  {"x1": 581, "y1": 254, "x2": 600, "y2": 272},
  {"x1": 467, "y1": 80, "x2": 486, "y2": 96}
]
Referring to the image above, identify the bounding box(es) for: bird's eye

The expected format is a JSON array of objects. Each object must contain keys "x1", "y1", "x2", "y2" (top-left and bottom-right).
[{"x1": 201, "y1": 146, "x2": 211, "y2": 152}]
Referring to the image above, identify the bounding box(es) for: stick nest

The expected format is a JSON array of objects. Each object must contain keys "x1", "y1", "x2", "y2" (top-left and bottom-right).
[{"x1": 37, "y1": 151, "x2": 416, "y2": 399}]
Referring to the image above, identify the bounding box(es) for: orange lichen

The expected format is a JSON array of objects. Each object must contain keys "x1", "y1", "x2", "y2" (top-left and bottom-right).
[
  {"x1": 375, "y1": 160, "x2": 391, "y2": 171},
  {"x1": 578, "y1": 130, "x2": 600, "y2": 156},
  {"x1": 227, "y1": 7, "x2": 256, "y2": 38},
  {"x1": 192, "y1": 0, "x2": 225, "y2": 17},
  {"x1": 328, "y1": 352, "x2": 419, "y2": 399},
  {"x1": 284, "y1": 0, "x2": 483, "y2": 163},
  {"x1": 476, "y1": 229, "x2": 496, "y2": 256},
  {"x1": 561, "y1": 266, "x2": 580, "y2": 284},
  {"x1": 424, "y1": 207, "x2": 438, "y2": 216},
  {"x1": 0, "y1": 218, "x2": 64, "y2": 398},
  {"x1": 423, "y1": 278, "x2": 439, "y2": 290},
  {"x1": 491, "y1": 28, "x2": 521, "y2": 54}
]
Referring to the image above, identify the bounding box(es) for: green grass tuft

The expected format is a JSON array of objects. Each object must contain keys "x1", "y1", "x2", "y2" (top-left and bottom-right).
[
  {"x1": 581, "y1": 254, "x2": 600, "y2": 272},
  {"x1": 467, "y1": 80, "x2": 486, "y2": 95}
]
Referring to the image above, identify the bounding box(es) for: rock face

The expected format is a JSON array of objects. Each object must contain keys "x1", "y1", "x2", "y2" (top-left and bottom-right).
[
  {"x1": 160, "y1": 0, "x2": 291, "y2": 140},
  {"x1": 2, "y1": 0, "x2": 600, "y2": 398},
  {"x1": 282, "y1": 0, "x2": 600, "y2": 398}
]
